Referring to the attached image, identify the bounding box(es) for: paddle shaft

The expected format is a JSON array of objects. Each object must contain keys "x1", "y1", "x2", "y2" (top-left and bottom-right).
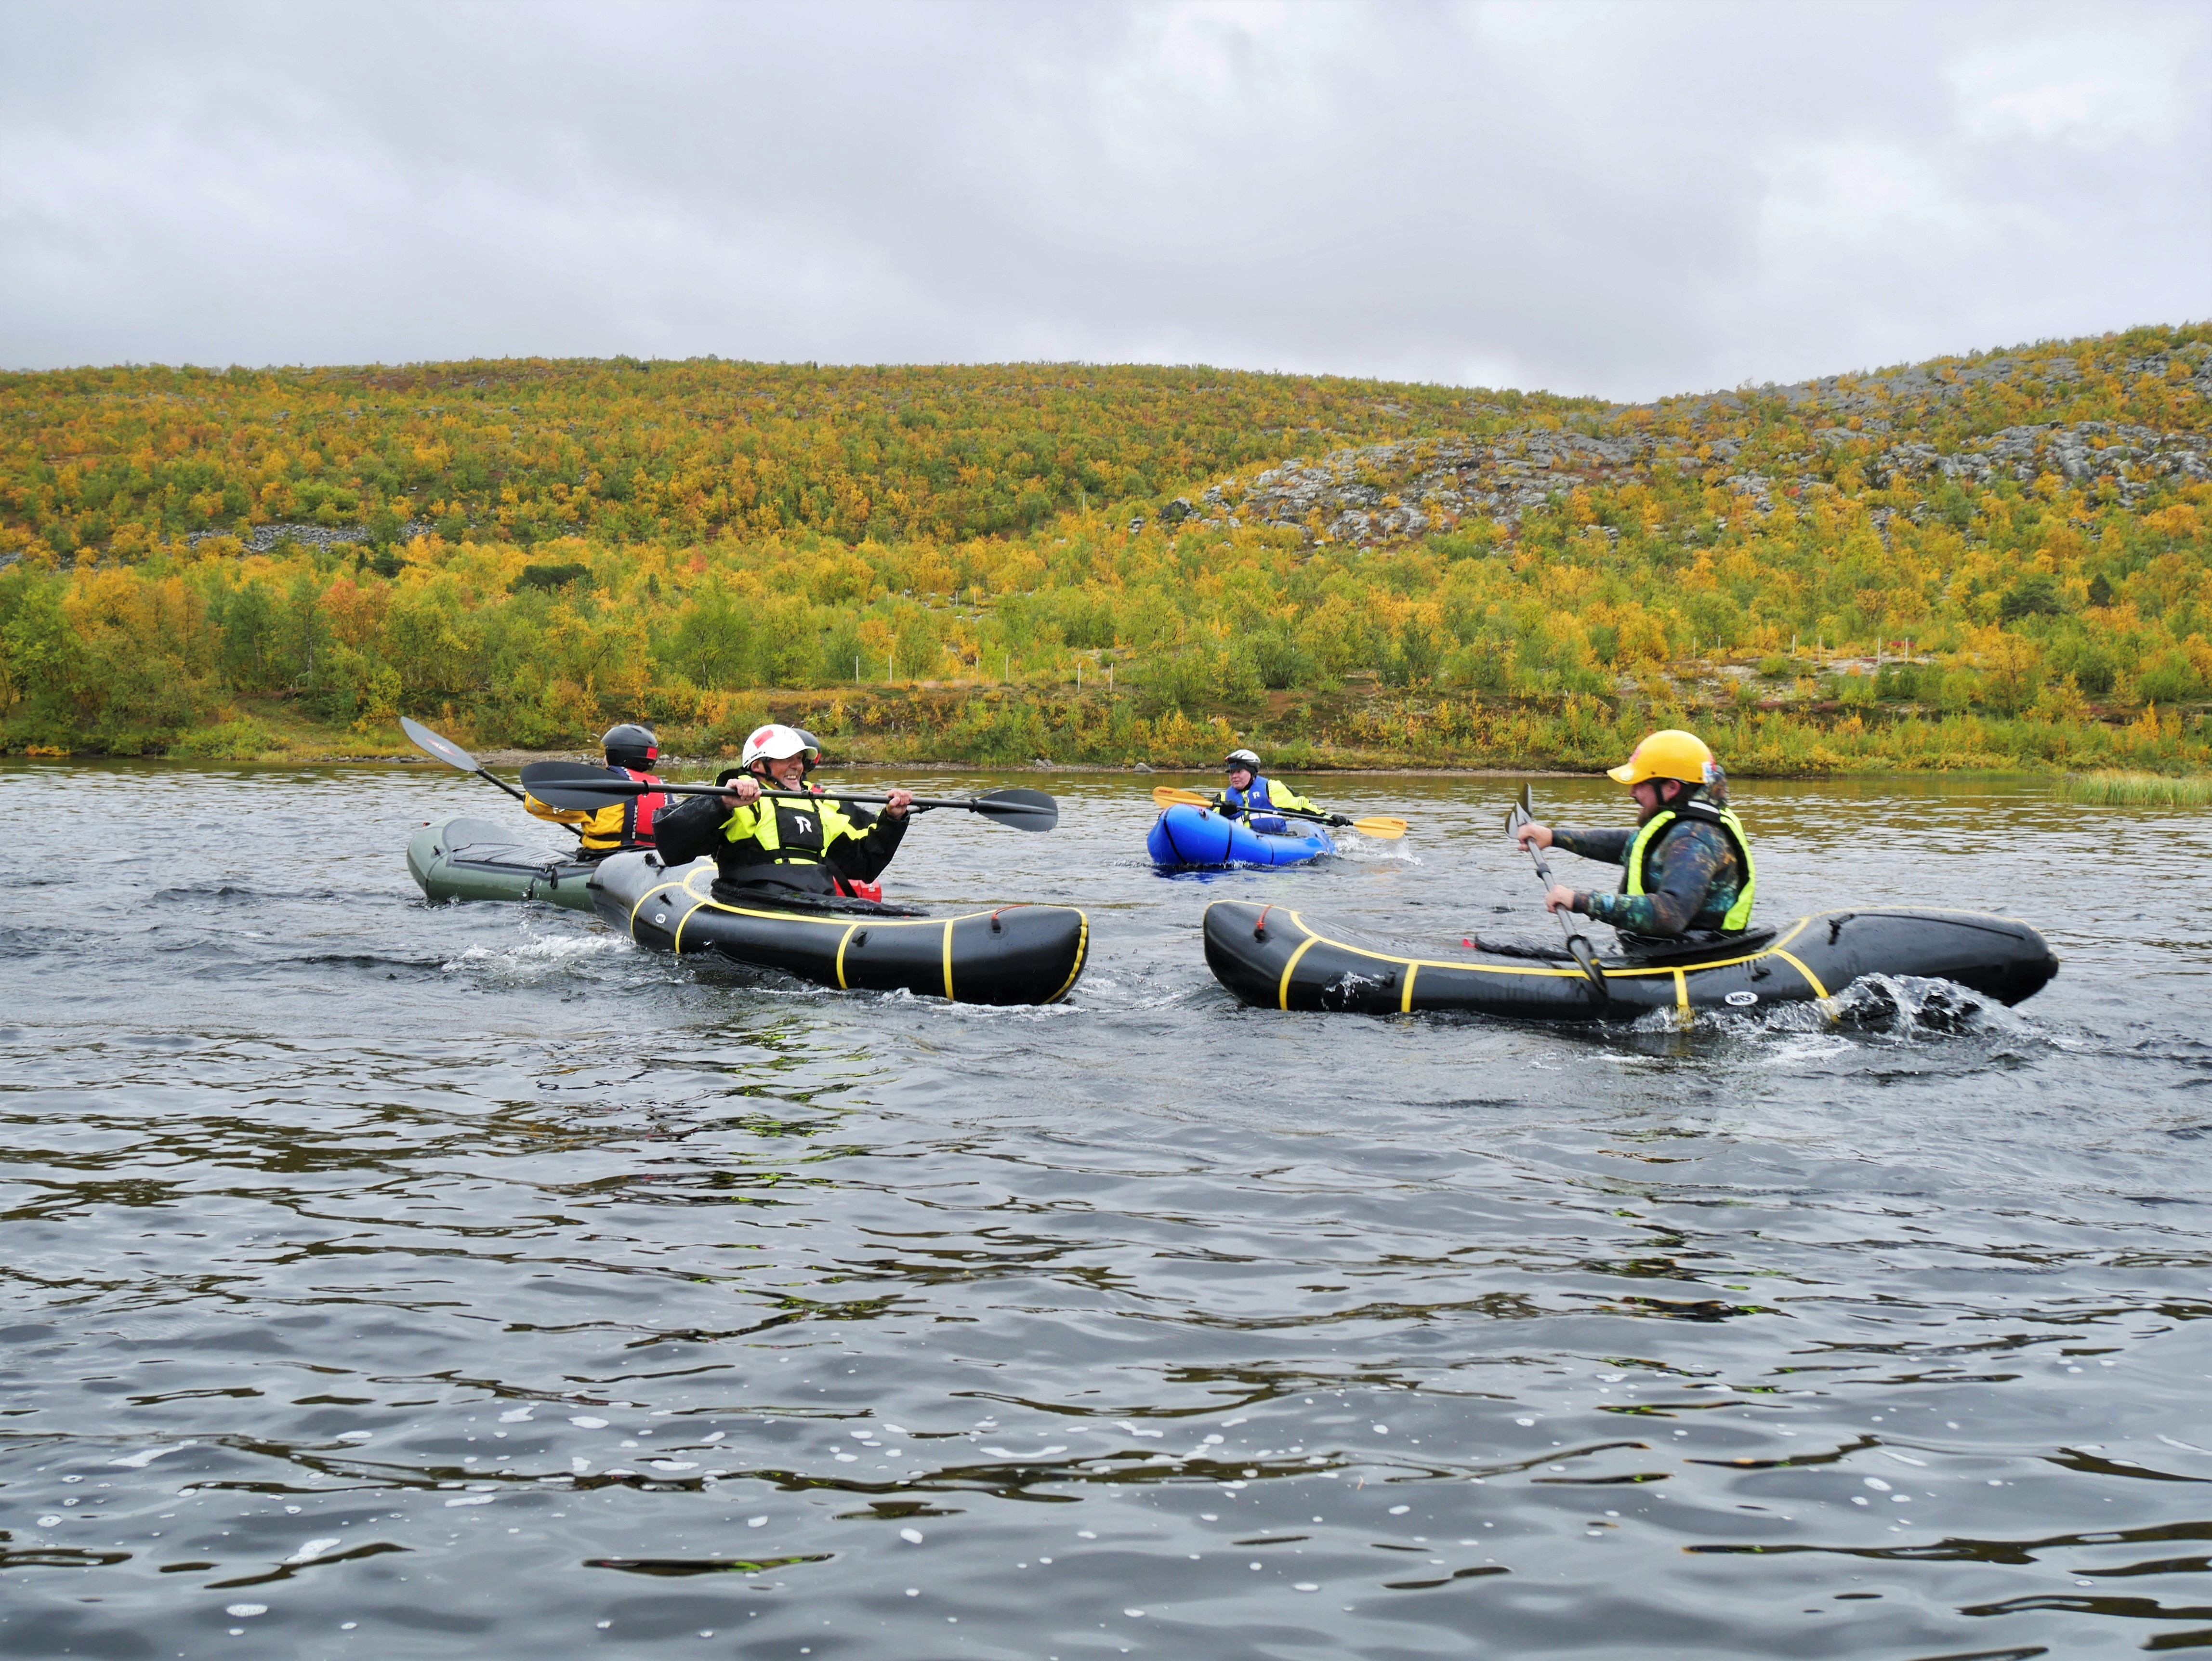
[
  {"x1": 399, "y1": 715, "x2": 580, "y2": 837},
  {"x1": 484, "y1": 763, "x2": 589, "y2": 838},
  {"x1": 1512, "y1": 795, "x2": 1608, "y2": 999},
  {"x1": 534, "y1": 777, "x2": 1050, "y2": 817},
  {"x1": 474, "y1": 768, "x2": 531, "y2": 805},
  {"x1": 1250, "y1": 802, "x2": 1412, "y2": 839},
  {"x1": 1230, "y1": 800, "x2": 1337, "y2": 828}
]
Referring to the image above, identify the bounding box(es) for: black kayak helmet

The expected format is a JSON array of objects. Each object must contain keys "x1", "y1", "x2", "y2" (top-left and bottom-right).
[{"x1": 601, "y1": 722, "x2": 658, "y2": 769}]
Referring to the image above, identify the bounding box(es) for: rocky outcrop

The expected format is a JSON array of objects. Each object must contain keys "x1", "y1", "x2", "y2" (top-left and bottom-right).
[
  {"x1": 186, "y1": 519, "x2": 437, "y2": 554},
  {"x1": 1199, "y1": 430, "x2": 1661, "y2": 544},
  {"x1": 1873, "y1": 423, "x2": 2210, "y2": 501},
  {"x1": 1188, "y1": 339, "x2": 2205, "y2": 550},
  {"x1": 1191, "y1": 409, "x2": 2208, "y2": 549}
]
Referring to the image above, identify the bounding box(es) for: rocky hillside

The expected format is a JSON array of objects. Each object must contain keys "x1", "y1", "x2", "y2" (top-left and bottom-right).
[
  {"x1": 1181, "y1": 342, "x2": 2212, "y2": 546},
  {"x1": 2, "y1": 325, "x2": 2208, "y2": 774}
]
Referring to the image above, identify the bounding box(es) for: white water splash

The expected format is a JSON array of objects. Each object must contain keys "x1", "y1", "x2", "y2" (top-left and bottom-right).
[
  {"x1": 1332, "y1": 836, "x2": 1421, "y2": 866},
  {"x1": 442, "y1": 929, "x2": 624, "y2": 979}
]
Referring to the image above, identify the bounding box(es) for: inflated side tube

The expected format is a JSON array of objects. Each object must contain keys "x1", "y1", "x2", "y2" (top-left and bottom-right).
[
  {"x1": 1146, "y1": 804, "x2": 1334, "y2": 870},
  {"x1": 591, "y1": 855, "x2": 1089, "y2": 1007},
  {"x1": 1203, "y1": 901, "x2": 2059, "y2": 1021},
  {"x1": 408, "y1": 815, "x2": 616, "y2": 911}
]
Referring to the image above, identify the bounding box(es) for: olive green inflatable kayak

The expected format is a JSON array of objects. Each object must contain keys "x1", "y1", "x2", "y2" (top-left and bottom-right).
[
  {"x1": 406, "y1": 815, "x2": 619, "y2": 911},
  {"x1": 591, "y1": 851, "x2": 1091, "y2": 1006}
]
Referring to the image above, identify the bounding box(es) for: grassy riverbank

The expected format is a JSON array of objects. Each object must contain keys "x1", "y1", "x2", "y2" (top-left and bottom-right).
[
  {"x1": 32, "y1": 680, "x2": 2209, "y2": 781},
  {"x1": 4, "y1": 326, "x2": 2207, "y2": 772}
]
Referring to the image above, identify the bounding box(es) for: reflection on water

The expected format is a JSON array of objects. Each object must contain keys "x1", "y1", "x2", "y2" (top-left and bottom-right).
[{"x1": 2, "y1": 761, "x2": 2210, "y2": 1658}]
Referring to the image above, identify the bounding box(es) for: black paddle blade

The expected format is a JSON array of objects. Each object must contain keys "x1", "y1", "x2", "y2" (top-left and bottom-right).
[
  {"x1": 517, "y1": 759, "x2": 637, "y2": 810},
  {"x1": 402, "y1": 716, "x2": 481, "y2": 773},
  {"x1": 973, "y1": 787, "x2": 1058, "y2": 831}
]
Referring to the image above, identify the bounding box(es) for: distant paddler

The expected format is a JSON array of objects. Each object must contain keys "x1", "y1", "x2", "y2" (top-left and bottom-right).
[
  {"x1": 1214, "y1": 748, "x2": 1352, "y2": 832},
  {"x1": 1512, "y1": 728, "x2": 1756, "y2": 949},
  {"x1": 652, "y1": 724, "x2": 911, "y2": 904},
  {"x1": 521, "y1": 723, "x2": 667, "y2": 859}
]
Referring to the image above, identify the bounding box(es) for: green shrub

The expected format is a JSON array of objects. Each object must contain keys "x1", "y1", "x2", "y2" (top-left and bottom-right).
[
  {"x1": 511, "y1": 562, "x2": 593, "y2": 593},
  {"x1": 172, "y1": 718, "x2": 278, "y2": 760},
  {"x1": 2056, "y1": 770, "x2": 2212, "y2": 805}
]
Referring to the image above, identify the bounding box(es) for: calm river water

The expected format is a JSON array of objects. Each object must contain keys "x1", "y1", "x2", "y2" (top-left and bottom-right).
[{"x1": 2, "y1": 761, "x2": 2210, "y2": 1660}]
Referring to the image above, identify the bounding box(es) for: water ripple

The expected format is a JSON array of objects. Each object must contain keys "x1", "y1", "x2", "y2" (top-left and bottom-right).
[{"x1": 2, "y1": 764, "x2": 2210, "y2": 1657}]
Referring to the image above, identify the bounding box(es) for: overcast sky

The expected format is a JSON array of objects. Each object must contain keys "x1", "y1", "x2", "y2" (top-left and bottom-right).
[{"x1": 1, "y1": 0, "x2": 2205, "y2": 401}]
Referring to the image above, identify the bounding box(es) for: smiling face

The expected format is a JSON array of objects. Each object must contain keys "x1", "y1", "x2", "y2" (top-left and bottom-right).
[
  {"x1": 759, "y1": 753, "x2": 808, "y2": 790},
  {"x1": 1226, "y1": 765, "x2": 1255, "y2": 791}
]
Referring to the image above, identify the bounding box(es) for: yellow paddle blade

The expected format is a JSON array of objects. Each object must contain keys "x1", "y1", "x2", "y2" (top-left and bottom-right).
[
  {"x1": 1349, "y1": 816, "x2": 1408, "y2": 840},
  {"x1": 1151, "y1": 785, "x2": 1215, "y2": 808}
]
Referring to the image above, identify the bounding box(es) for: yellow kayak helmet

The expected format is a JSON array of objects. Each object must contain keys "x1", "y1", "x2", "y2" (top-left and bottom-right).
[{"x1": 1607, "y1": 728, "x2": 1715, "y2": 788}]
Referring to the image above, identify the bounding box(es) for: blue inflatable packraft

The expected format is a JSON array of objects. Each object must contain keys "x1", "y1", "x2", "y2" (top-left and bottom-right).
[{"x1": 1146, "y1": 803, "x2": 1335, "y2": 870}]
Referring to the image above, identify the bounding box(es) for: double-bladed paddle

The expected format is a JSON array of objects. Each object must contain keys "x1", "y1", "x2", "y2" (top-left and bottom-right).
[
  {"x1": 518, "y1": 761, "x2": 1059, "y2": 832},
  {"x1": 1508, "y1": 781, "x2": 1607, "y2": 1001},
  {"x1": 1148, "y1": 784, "x2": 1407, "y2": 840},
  {"x1": 400, "y1": 716, "x2": 583, "y2": 838}
]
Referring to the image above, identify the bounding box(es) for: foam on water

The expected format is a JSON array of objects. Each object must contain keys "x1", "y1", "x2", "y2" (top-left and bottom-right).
[
  {"x1": 1330, "y1": 835, "x2": 1422, "y2": 865},
  {"x1": 442, "y1": 926, "x2": 630, "y2": 977}
]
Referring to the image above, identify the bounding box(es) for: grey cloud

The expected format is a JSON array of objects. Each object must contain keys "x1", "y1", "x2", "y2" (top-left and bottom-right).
[{"x1": 1, "y1": 0, "x2": 2204, "y2": 399}]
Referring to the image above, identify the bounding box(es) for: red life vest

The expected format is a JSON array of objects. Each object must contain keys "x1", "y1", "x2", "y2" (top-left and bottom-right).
[{"x1": 619, "y1": 767, "x2": 665, "y2": 846}]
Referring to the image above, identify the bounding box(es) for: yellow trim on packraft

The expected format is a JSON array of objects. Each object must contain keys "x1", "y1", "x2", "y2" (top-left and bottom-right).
[
  {"x1": 1048, "y1": 913, "x2": 1091, "y2": 1004},
  {"x1": 1253, "y1": 907, "x2": 1852, "y2": 1006},
  {"x1": 625, "y1": 863, "x2": 1089, "y2": 1001},
  {"x1": 1275, "y1": 910, "x2": 1584, "y2": 979},
  {"x1": 1770, "y1": 950, "x2": 1827, "y2": 999},
  {"x1": 628, "y1": 874, "x2": 697, "y2": 938},
  {"x1": 672, "y1": 896, "x2": 711, "y2": 954},
  {"x1": 1277, "y1": 936, "x2": 1321, "y2": 1009}
]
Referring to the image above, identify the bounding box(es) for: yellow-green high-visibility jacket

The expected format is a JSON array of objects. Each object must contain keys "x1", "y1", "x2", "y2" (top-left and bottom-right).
[
  {"x1": 652, "y1": 782, "x2": 908, "y2": 899},
  {"x1": 1622, "y1": 800, "x2": 1757, "y2": 933}
]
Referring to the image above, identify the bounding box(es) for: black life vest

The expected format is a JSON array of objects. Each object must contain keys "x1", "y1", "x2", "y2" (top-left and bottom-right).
[{"x1": 714, "y1": 786, "x2": 872, "y2": 894}]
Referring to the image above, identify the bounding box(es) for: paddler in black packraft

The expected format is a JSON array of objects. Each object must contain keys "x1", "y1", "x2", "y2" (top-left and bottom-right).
[
  {"x1": 1513, "y1": 728, "x2": 1756, "y2": 949},
  {"x1": 523, "y1": 722, "x2": 667, "y2": 860},
  {"x1": 1213, "y1": 748, "x2": 1351, "y2": 831},
  {"x1": 652, "y1": 723, "x2": 914, "y2": 903}
]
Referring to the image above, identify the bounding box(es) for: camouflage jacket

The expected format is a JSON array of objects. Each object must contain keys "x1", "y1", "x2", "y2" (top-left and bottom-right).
[{"x1": 1551, "y1": 819, "x2": 1746, "y2": 939}]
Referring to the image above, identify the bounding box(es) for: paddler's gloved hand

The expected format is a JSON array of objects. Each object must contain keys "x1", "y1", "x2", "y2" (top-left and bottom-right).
[{"x1": 1328, "y1": 814, "x2": 1353, "y2": 827}]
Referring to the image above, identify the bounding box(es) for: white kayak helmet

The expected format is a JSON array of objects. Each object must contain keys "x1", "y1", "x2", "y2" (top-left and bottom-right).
[
  {"x1": 740, "y1": 723, "x2": 821, "y2": 770},
  {"x1": 1224, "y1": 748, "x2": 1261, "y2": 774}
]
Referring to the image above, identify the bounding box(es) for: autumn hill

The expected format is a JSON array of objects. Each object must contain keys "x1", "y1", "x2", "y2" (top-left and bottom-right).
[{"x1": 0, "y1": 327, "x2": 2208, "y2": 775}]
